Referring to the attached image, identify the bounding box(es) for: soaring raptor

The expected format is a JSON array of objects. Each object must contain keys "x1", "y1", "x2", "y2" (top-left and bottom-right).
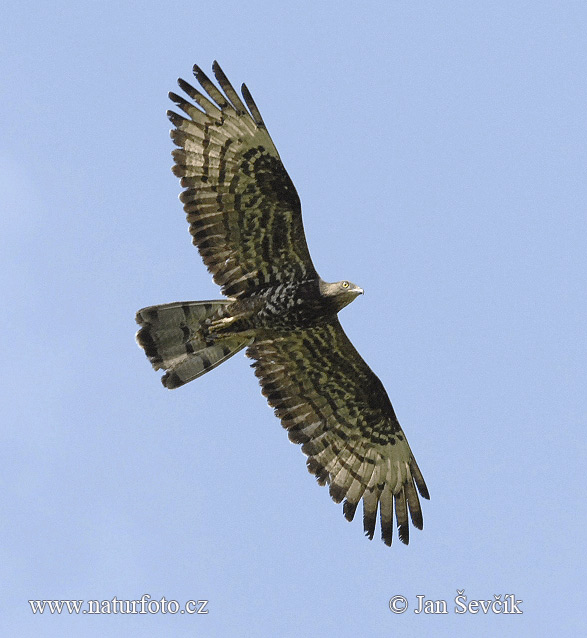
[{"x1": 136, "y1": 62, "x2": 429, "y2": 546}]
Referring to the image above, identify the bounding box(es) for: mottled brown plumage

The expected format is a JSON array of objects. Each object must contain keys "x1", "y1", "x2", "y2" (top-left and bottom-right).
[{"x1": 136, "y1": 62, "x2": 429, "y2": 546}]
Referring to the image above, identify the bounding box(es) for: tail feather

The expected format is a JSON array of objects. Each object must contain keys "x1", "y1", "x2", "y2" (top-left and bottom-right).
[{"x1": 135, "y1": 300, "x2": 251, "y2": 388}]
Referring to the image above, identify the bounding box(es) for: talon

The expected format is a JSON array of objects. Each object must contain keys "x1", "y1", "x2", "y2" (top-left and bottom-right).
[{"x1": 209, "y1": 316, "x2": 237, "y2": 332}]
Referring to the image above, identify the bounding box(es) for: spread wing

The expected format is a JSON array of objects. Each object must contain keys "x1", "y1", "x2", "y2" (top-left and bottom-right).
[
  {"x1": 168, "y1": 61, "x2": 318, "y2": 299},
  {"x1": 247, "y1": 321, "x2": 429, "y2": 546}
]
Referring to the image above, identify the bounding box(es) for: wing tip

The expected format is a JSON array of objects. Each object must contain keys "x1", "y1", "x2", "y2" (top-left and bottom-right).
[
  {"x1": 397, "y1": 522, "x2": 409, "y2": 545},
  {"x1": 343, "y1": 499, "x2": 358, "y2": 522},
  {"x1": 192, "y1": 63, "x2": 207, "y2": 80},
  {"x1": 410, "y1": 457, "x2": 430, "y2": 500},
  {"x1": 363, "y1": 501, "x2": 377, "y2": 541},
  {"x1": 306, "y1": 457, "x2": 329, "y2": 486},
  {"x1": 329, "y1": 483, "x2": 346, "y2": 504},
  {"x1": 167, "y1": 109, "x2": 186, "y2": 128},
  {"x1": 381, "y1": 521, "x2": 394, "y2": 546}
]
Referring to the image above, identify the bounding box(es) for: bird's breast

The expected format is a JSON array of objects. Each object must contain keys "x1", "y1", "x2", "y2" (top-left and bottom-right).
[{"x1": 251, "y1": 280, "x2": 336, "y2": 330}]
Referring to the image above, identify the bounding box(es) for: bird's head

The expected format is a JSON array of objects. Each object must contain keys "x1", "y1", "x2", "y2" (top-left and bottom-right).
[{"x1": 319, "y1": 279, "x2": 364, "y2": 311}]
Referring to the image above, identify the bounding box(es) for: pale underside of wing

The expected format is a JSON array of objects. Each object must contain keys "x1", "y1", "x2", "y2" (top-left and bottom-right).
[
  {"x1": 168, "y1": 62, "x2": 318, "y2": 299},
  {"x1": 247, "y1": 320, "x2": 429, "y2": 546}
]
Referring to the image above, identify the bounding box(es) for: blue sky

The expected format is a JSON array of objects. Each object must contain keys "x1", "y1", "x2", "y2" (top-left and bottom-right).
[{"x1": 2, "y1": 1, "x2": 586, "y2": 636}]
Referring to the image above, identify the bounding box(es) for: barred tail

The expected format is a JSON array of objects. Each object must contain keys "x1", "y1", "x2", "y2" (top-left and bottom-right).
[{"x1": 135, "y1": 300, "x2": 251, "y2": 389}]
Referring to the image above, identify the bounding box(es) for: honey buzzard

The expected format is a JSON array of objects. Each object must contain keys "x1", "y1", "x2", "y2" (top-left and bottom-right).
[{"x1": 136, "y1": 62, "x2": 429, "y2": 546}]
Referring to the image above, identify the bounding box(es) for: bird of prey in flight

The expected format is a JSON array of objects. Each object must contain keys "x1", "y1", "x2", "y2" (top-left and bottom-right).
[{"x1": 136, "y1": 62, "x2": 429, "y2": 546}]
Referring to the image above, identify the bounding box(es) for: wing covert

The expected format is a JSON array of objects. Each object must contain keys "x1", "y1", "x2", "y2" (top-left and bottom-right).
[
  {"x1": 168, "y1": 62, "x2": 318, "y2": 298},
  {"x1": 247, "y1": 320, "x2": 429, "y2": 546}
]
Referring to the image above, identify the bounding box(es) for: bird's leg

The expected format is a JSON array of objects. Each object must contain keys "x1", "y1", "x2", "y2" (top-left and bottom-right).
[
  {"x1": 200, "y1": 311, "x2": 236, "y2": 345},
  {"x1": 208, "y1": 315, "x2": 240, "y2": 332},
  {"x1": 207, "y1": 298, "x2": 262, "y2": 335}
]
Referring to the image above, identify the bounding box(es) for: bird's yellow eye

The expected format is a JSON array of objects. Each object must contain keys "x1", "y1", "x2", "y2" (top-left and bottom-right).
[{"x1": 342, "y1": 281, "x2": 349, "y2": 288}]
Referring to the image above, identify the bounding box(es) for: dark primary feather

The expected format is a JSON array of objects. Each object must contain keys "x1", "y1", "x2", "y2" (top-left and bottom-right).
[
  {"x1": 247, "y1": 320, "x2": 429, "y2": 546},
  {"x1": 168, "y1": 61, "x2": 317, "y2": 299}
]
